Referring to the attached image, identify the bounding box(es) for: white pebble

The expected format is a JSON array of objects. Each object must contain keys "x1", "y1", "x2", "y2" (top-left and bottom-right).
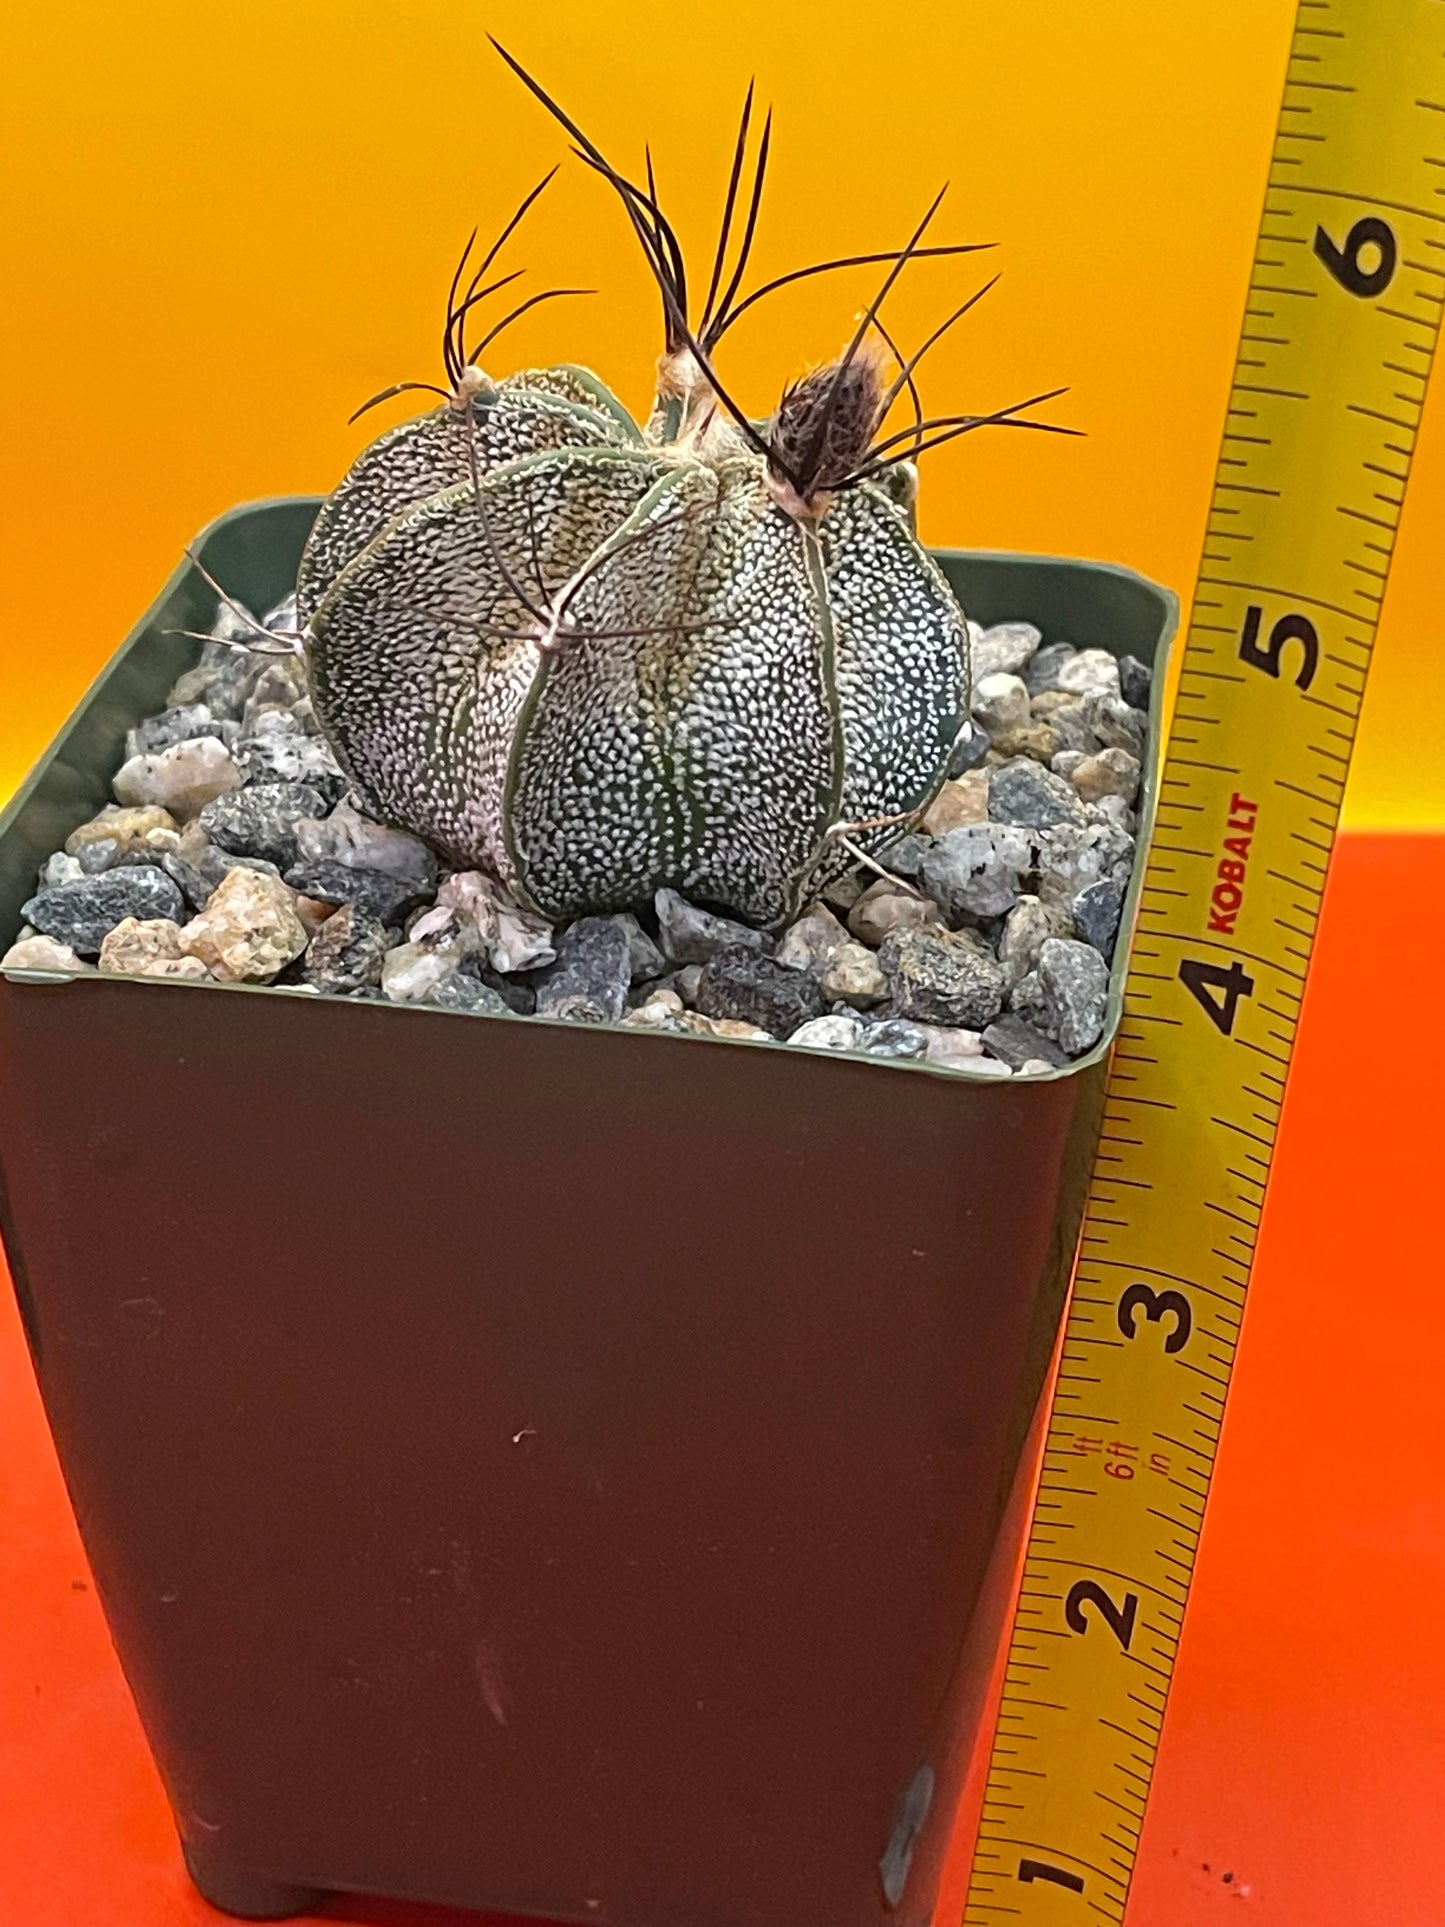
[
  {"x1": 2, "y1": 934, "x2": 83, "y2": 972},
  {"x1": 971, "y1": 672, "x2": 1031, "y2": 736},
  {"x1": 112, "y1": 738, "x2": 241, "y2": 819},
  {"x1": 1056, "y1": 649, "x2": 1122, "y2": 699},
  {"x1": 788, "y1": 1014, "x2": 865, "y2": 1051},
  {"x1": 917, "y1": 1024, "x2": 985, "y2": 1068},
  {"x1": 380, "y1": 942, "x2": 460, "y2": 1004}
]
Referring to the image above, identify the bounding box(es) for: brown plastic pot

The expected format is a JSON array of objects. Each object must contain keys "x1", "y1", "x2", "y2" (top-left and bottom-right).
[{"x1": 0, "y1": 499, "x2": 1177, "y2": 1927}]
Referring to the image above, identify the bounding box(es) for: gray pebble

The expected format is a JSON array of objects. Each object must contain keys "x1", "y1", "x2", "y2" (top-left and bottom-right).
[
  {"x1": 873, "y1": 831, "x2": 933, "y2": 880},
  {"x1": 673, "y1": 963, "x2": 705, "y2": 1005},
  {"x1": 200, "y1": 782, "x2": 329, "y2": 871},
  {"x1": 1118, "y1": 654, "x2": 1153, "y2": 710},
  {"x1": 998, "y1": 893, "x2": 1074, "y2": 988},
  {"x1": 1047, "y1": 701, "x2": 1104, "y2": 755},
  {"x1": 239, "y1": 660, "x2": 308, "y2": 733},
  {"x1": 1072, "y1": 878, "x2": 1125, "y2": 957},
  {"x1": 946, "y1": 718, "x2": 992, "y2": 776},
  {"x1": 125, "y1": 704, "x2": 238, "y2": 760},
  {"x1": 1083, "y1": 692, "x2": 1148, "y2": 760},
  {"x1": 920, "y1": 823, "x2": 1032, "y2": 921},
  {"x1": 856, "y1": 1018, "x2": 930, "y2": 1061},
  {"x1": 982, "y1": 1013, "x2": 1070, "y2": 1070},
  {"x1": 971, "y1": 621, "x2": 1042, "y2": 682},
  {"x1": 263, "y1": 594, "x2": 300, "y2": 634},
  {"x1": 534, "y1": 916, "x2": 632, "y2": 1024},
  {"x1": 234, "y1": 733, "x2": 346, "y2": 802},
  {"x1": 1012, "y1": 938, "x2": 1110, "y2": 1053},
  {"x1": 1088, "y1": 794, "x2": 1137, "y2": 834},
  {"x1": 302, "y1": 903, "x2": 390, "y2": 993},
  {"x1": 1034, "y1": 822, "x2": 1136, "y2": 904},
  {"x1": 293, "y1": 800, "x2": 438, "y2": 891},
  {"x1": 1023, "y1": 642, "x2": 1077, "y2": 693},
  {"x1": 76, "y1": 838, "x2": 121, "y2": 875},
  {"x1": 987, "y1": 758, "x2": 1087, "y2": 831},
  {"x1": 655, "y1": 888, "x2": 771, "y2": 965},
  {"x1": 878, "y1": 927, "x2": 1008, "y2": 1030},
  {"x1": 821, "y1": 868, "x2": 870, "y2": 913},
  {"x1": 22, "y1": 867, "x2": 185, "y2": 956},
  {"x1": 460, "y1": 957, "x2": 536, "y2": 1014},
  {"x1": 428, "y1": 972, "x2": 513, "y2": 1017},
  {"x1": 610, "y1": 911, "x2": 667, "y2": 983},
  {"x1": 281, "y1": 858, "x2": 431, "y2": 926},
  {"x1": 695, "y1": 947, "x2": 826, "y2": 1038},
  {"x1": 774, "y1": 903, "x2": 850, "y2": 972}
]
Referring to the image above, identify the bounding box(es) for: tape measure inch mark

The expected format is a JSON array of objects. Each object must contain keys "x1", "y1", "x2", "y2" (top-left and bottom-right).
[{"x1": 962, "y1": 3, "x2": 1444, "y2": 1921}]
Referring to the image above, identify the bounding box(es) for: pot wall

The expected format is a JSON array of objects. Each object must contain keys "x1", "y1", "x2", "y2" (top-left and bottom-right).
[{"x1": 0, "y1": 504, "x2": 1176, "y2": 1927}]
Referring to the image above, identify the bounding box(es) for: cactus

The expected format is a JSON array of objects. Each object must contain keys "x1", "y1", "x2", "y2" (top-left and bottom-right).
[{"x1": 298, "y1": 50, "x2": 1072, "y2": 927}]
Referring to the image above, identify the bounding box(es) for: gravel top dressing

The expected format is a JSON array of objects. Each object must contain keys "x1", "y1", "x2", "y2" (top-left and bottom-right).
[{"x1": 5, "y1": 597, "x2": 1150, "y2": 1079}]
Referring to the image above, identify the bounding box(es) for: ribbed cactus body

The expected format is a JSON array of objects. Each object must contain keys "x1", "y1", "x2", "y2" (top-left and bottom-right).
[
  {"x1": 296, "y1": 369, "x2": 639, "y2": 625},
  {"x1": 303, "y1": 373, "x2": 970, "y2": 927}
]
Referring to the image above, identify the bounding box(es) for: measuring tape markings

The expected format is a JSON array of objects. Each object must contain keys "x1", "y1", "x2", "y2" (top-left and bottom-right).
[{"x1": 964, "y1": 3, "x2": 1444, "y2": 1921}]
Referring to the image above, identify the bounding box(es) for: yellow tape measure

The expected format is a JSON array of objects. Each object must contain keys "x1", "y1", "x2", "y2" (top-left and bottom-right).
[{"x1": 962, "y1": 3, "x2": 1444, "y2": 1920}]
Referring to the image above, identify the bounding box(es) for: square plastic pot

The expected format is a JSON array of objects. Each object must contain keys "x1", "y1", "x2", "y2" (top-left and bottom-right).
[{"x1": 0, "y1": 500, "x2": 1177, "y2": 1927}]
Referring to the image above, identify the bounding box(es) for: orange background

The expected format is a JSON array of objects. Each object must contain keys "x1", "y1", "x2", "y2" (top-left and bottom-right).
[
  {"x1": 3, "y1": 6, "x2": 1445, "y2": 1927},
  {"x1": 0, "y1": 0, "x2": 1440, "y2": 825}
]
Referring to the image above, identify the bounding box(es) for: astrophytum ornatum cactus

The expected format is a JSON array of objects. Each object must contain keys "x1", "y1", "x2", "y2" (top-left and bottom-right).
[{"x1": 295, "y1": 50, "x2": 1069, "y2": 928}]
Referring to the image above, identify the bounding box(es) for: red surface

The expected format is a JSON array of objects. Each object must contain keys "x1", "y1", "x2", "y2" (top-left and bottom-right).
[{"x1": 2, "y1": 832, "x2": 1443, "y2": 1927}]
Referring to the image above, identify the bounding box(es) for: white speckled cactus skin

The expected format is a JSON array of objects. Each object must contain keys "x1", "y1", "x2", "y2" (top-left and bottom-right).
[{"x1": 302, "y1": 385, "x2": 970, "y2": 927}]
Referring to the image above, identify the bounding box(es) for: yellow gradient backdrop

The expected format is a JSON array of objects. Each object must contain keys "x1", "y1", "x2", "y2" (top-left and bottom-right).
[{"x1": 0, "y1": 0, "x2": 1439, "y2": 824}]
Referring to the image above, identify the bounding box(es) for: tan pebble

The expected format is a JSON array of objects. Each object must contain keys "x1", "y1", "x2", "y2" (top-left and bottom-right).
[
  {"x1": 821, "y1": 868, "x2": 870, "y2": 913},
  {"x1": 1018, "y1": 1057, "x2": 1060, "y2": 1075},
  {"x1": 293, "y1": 895, "x2": 340, "y2": 938},
  {"x1": 2, "y1": 934, "x2": 84, "y2": 971},
  {"x1": 1029, "y1": 689, "x2": 1074, "y2": 718},
  {"x1": 621, "y1": 1001, "x2": 681, "y2": 1030},
  {"x1": 989, "y1": 720, "x2": 1062, "y2": 764},
  {"x1": 65, "y1": 804, "x2": 178, "y2": 857},
  {"x1": 1070, "y1": 747, "x2": 1141, "y2": 805},
  {"x1": 819, "y1": 940, "x2": 887, "y2": 1007},
  {"x1": 99, "y1": 916, "x2": 192, "y2": 977},
  {"x1": 921, "y1": 771, "x2": 988, "y2": 834},
  {"x1": 848, "y1": 882, "x2": 945, "y2": 949},
  {"x1": 677, "y1": 1012, "x2": 773, "y2": 1042},
  {"x1": 179, "y1": 868, "x2": 307, "y2": 982},
  {"x1": 648, "y1": 986, "x2": 685, "y2": 1013},
  {"x1": 774, "y1": 902, "x2": 850, "y2": 970}
]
